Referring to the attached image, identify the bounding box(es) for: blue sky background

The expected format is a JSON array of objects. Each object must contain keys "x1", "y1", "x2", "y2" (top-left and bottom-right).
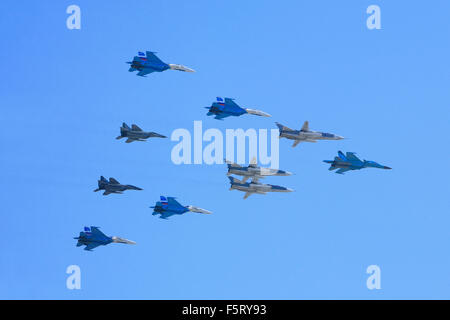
[{"x1": 1, "y1": 0, "x2": 449, "y2": 299}]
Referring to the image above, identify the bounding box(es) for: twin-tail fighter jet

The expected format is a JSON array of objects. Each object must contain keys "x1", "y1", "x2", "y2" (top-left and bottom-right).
[
  {"x1": 323, "y1": 151, "x2": 392, "y2": 174},
  {"x1": 276, "y1": 121, "x2": 344, "y2": 147},
  {"x1": 127, "y1": 51, "x2": 195, "y2": 77},
  {"x1": 150, "y1": 196, "x2": 212, "y2": 220},
  {"x1": 206, "y1": 97, "x2": 271, "y2": 120},
  {"x1": 228, "y1": 176, "x2": 293, "y2": 199},
  {"x1": 93, "y1": 176, "x2": 142, "y2": 195},
  {"x1": 226, "y1": 157, "x2": 292, "y2": 182},
  {"x1": 116, "y1": 123, "x2": 167, "y2": 143},
  {"x1": 74, "y1": 226, "x2": 136, "y2": 251}
]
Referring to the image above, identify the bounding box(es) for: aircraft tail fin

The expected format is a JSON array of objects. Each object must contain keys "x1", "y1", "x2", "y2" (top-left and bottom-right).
[
  {"x1": 275, "y1": 122, "x2": 292, "y2": 133},
  {"x1": 122, "y1": 123, "x2": 130, "y2": 130}
]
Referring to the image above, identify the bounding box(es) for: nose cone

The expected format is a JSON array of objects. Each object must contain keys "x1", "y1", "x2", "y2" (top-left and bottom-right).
[
  {"x1": 383, "y1": 166, "x2": 392, "y2": 170},
  {"x1": 277, "y1": 170, "x2": 293, "y2": 176},
  {"x1": 336, "y1": 135, "x2": 344, "y2": 140},
  {"x1": 112, "y1": 237, "x2": 136, "y2": 245},
  {"x1": 169, "y1": 64, "x2": 195, "y2": 72}
]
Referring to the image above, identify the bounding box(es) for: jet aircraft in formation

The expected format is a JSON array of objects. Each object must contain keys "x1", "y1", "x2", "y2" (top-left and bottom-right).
[
  {"x1": 206, "y1": 97, "x2": 271, "y2": 120},
  {"x1": 276, "y1": 121, "x2": 343, "y2": 147},
  {"x1": 74, "y1": 226, "x2": 136, "y2": 251},
  {"x1": 228, "y1": 176, "x2": 293, "y2": 199},
  {"x1": 151, "y1": 196, "x2": 212, "y2": 219},
  {"x1": 323, "y1": 151, "x2": 392, "y2": 174},
  {"x1": 127, "y1": 51, "x2": 195, "y2": 77},
  {"x1": 93, "y1": 176, "x2": 142, "y2": 195},
  {"x1": 116, "y1": 123, "x2": 167, "y2": 143},
  {"x1": 77, "y1": 49, "x2": 392, "y2": 252},
  {"x1": 226, "y1": 157, "x2": 292, "y2": 182}
]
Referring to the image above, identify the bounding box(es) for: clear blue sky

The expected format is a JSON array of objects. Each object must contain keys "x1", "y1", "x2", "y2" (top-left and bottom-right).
[{"x1": 1, "y1": 0, "x2": 449, "y2": 299}]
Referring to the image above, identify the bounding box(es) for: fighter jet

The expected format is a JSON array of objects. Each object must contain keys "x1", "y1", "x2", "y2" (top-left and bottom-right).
[
  {"x1": 116, "y1": 123, "x2": 167, "y2": 143},
  {"x1": 226, "y1": 157, "x2": 292, "y2": 182},
  {"x1": 206, "y1": 97, "x2": 271, "y2": 120},
  {"x1": 228, "y1": 176, "x2": 293, "y2": 199},
  {"x1": 93, "y1": 176, "x2": 142, "y2": 195},
  {"x1": 150, "y1": 196, "x2": 212, "y2": 220},
  {"x1": 74, "y1": 226, "x2": 136, "y2": 251},
  {"x1": 127, "y1": 51, "x2": 195, "y2": 77},
  {"x1": 323, "y1": 151, "x2": 392, "y2": 174},
  {"x1": 276, "y1": 121, "x2": 344, "y2": 147}
]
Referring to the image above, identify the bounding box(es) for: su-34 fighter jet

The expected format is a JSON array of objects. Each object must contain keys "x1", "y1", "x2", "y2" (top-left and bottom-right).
[
  {"x1": 93, "y1": 176, "x2": 142, "y2": 195},
  {"x1": 228, "y1": 176, "x2": 293, "y2": 199},
  {"x1": 74, "y1": 226, "x2": 136, "y2": 251},
  {"x1": 206, "y1": 97, "x2": 271, "y2": 120},
  {"x1": 150, "y1": 196, "x2": 212, "y2": 220},
  {"x1": 276, "y1": 121, "x2": 344, "y2": 147},
  {"x1": 226, "y1": 157, "x2": 292, "y2": 182},
  {"x1": 116, "y1": 123, "x2": 166, "y2": 143},
  {"x1": 127, "y1": 51, "x2": 195, "y2": 77},
  {"x1": 323, "y1": 151, "x2": 392, "y2": 174}
]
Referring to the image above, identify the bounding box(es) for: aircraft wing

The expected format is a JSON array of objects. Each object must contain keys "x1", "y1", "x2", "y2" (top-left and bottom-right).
[
  {"x1": 301, "y1": 121, "x2": 309, "y2": 131},
  {"x1": 125, "y1": 138, "x2": 135, "y2": 143},
  {"x1": 146, "y1": 51, "x2": 165, "y2": 64},
  {"x1": 159, "y1": 211, "x2": 176, "y2": 220},
  {"x1": 167, "y1": 197, "x2": 183, "y2": 207},
  {"x1": 84, "y1": 243, "x2": 101, "y2": 251},
  {"x1": 224, "y1": 98, "x2": 240, "y2": 108},
  {"x1": 336, "y1": 168, "x2": 350, "y2": 174},
  {"x1": 103, "y1": 190, "x2": 112, "y2": 195},
  {"x1": 292, "y1": 140, "x2": 301, "y2": 147},
  {"x1": 214, "y1": 114, "x2": 230, "y2": 120},
  {"x1": 345, "y1": 152, "x2": 363, "y2": 164},
  {"x1": 137, "y1": 69, "x2": 155, "y2": 77},
  {"x1": 131, "y1": 124, "x2": 143, "y2": 131},
  {"x1": 243, "y1": 192, "x2": 253, "y2": 199},
  {"x1": 90, "y1": 227, "x2": 107, "y2": 238},
  {"x1": 109, "y1": 177, "x2": 120, "y2": 184}
]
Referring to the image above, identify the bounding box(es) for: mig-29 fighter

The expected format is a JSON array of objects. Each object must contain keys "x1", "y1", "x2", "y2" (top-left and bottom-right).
[
  {"x1": 93, "y1": 176, "x2": 142, "y2": 196},
  {"x1": 127, "y1": 51, "x2": 195, "y2": 77},
  {"x1": 74, "y1": 226, "x2": 136, "y2": 251},
  {"x1": 323, "y1": 151, "x2": 392, "y2": 174},
  {"x1": 276, "y1": 121, "x2": 343, "y2": 147},
  {"x1": 116, "y1": 123, "x2": 167, "y2": 143}
]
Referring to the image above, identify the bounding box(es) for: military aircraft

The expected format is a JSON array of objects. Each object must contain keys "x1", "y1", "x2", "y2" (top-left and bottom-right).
[
  {"x1": 323, "y1": 151, "x2": 392, "y2": 174},
  {"x1": 276, "y1": 121, "x2": 344, "y2": 147},
  {"x1": 127, "y1": 51, "x2": 195, "y2": 77},
  {"x1": 74, "y1": 226, "x2": 136, "y2": 251},
  {"x1": 93, "y1": 176, "x2": 142, "y2": 195},
  {"x1": 226, "y1": 157, "x2": 292, "y2": 182},
  {"x1": 206, "y1": 97, "x2": 271, "y2": 120},
  {"x1": 150, "y1": 196, "x2": 212, "y2": 219},
  {"x1": 228, "y1": 176, "x2": 293, "y2": 199},
  {"x1": 116, "y1": 123, "x2": 167, "y2": 143}
]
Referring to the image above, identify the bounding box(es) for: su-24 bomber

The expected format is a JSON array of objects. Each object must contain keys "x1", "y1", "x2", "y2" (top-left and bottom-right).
[
  {"x1": 226, "y1": 157, "x2": 292, "y2": 182},
  {"x1": 127, "y1": 51, "x2": 195, "y2": 77},
  {"x1": 276, "y1": 121, "x2": 344, "y2": 147},
  {"x1": 116, "y1": 123, "x2": 167, "y2": 143},
  {"x1": 75, "y1": 49, "x2": 392, "y2": 251},
  {"x1": 151, "y1": 196, "x2": 212, "y2": 220},
  {"x1": 74, "y1": 227, "x2": 136, "y2": 251}
]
